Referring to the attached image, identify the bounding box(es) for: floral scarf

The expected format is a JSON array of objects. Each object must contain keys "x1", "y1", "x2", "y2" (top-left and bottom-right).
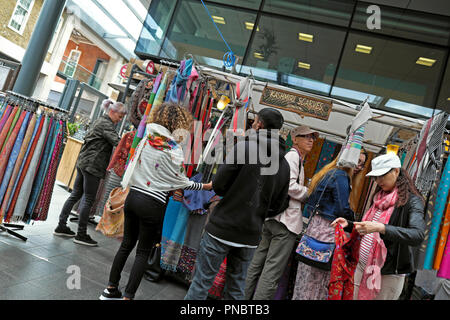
[{"x1": 358, "y1": 188, "x2": 399, "y2": 300}]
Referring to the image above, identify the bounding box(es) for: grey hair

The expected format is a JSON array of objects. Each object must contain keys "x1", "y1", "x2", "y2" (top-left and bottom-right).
[{"x1": 102, "y1": 99, "x2": 127, "y2": 114}]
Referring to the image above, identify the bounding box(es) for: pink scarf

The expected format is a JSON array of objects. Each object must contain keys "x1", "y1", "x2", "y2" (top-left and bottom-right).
[{"x1": 358, "y1": 188, "x2": 398, "y2": 300}]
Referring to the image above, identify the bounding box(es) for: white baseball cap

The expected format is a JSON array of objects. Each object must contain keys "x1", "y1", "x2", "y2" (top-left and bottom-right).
[{"x1": 366, "y1": 153, "x2": 402, "y2": 177}]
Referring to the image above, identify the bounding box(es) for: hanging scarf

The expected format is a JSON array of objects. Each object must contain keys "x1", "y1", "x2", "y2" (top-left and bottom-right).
[
  {"x1": 337, "y1": 102, "x2": 372, "y2": 168},
  {"x1": 328, "y1": 225, "x2": 361, "y2": 300},
  {"x1": 358, "y1": 188, "x2": 398, "y2": 300},
  {"x1": 415, "y1": 112, "x2": 449, "y2": 195}
]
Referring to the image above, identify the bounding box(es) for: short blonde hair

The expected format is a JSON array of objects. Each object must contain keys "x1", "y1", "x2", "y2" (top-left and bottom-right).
[{"x1": 147, "y1": 103, "x2": 193, "y2": 133}]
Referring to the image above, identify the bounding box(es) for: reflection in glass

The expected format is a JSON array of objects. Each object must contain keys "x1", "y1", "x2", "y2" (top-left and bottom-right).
[
  {"x1": 135, "y1": 0, "x2": 177, "y2": 57},
  {"x1": 263, "y1": 0, "x2": 355, "y2": 27},
  {"x1": 351, "y1": 2, "x2": 450, "y2": 46},
  {"x1": 243, "y1": 14, "x2": 346, "y2": 95},
  {"x1": 437, "y1": 56, "x2": 450, "y2": 113},
  {"x1": 206, "y1": 0, "x2": 262, "y2": 10},
  {"x1": 160, "y1": 0, "x2": 257, "y2": 68},
  {"x1": 332, "y1": 31, "x2": 446, "y2": 115}
]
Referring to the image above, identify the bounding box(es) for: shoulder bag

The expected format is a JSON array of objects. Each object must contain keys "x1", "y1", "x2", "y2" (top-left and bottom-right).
[{"x1": 295, "y1": 170, "x2": 336, "y2": 271}]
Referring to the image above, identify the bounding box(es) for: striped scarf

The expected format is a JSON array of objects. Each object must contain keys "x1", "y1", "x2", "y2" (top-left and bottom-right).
[{"x1": 358, "y1": 188, "x2": 398, "y2": 300}]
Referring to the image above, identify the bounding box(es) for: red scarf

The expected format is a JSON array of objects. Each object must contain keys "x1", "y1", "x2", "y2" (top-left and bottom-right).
[
  {"x1": 358, "y1": 188, "x2": 398, "y2": 300},
  {"x1": 328, "y1": 225, "x2": 361, "y2": 300}
]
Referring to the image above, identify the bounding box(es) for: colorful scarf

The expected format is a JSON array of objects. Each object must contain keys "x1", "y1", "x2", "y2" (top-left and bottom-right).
[
  {"x1": 423, "y1": 156, "x2": 450, "y2": 269},
  {"x1": 328, "y1": 225, "x2": 361, "y2": 300},
  {"x1": 358, "y1": 188, "x2": 398, "y2": 300}
]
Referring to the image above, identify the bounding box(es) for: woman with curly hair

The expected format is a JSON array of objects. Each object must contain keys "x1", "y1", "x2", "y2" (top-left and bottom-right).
[
  {"x1": 100, "y1": 103, "x2": 212, "y2": 300},
  {"x1": 332, "y1": 153, "x2": 426, "y2": 300}
]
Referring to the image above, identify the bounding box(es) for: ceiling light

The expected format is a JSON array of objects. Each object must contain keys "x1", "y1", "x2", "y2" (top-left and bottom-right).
[
  {"x1": 416, "y1": 57, "x2": 436, "y2": 67},
  {"x1": 212, "y1": 15, "x2": 225, "y2": 24},
  {"x1": 245, "y1": 22, "x2": 259, "y2": 31},
  {"x1": 298, "y1": 62, "x2": 310, "y2": 70},
  {"x1": 298, "y1": 33, "x2": 313, "y2": 42},
  {"x1": 254, "y1": 52, "x2": 264, "y2": 59},
  {"x1": 355, "y1": 44, "x2": 372, "y2": 54}
]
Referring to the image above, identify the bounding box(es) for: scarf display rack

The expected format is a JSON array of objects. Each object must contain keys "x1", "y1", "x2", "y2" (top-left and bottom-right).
[{"x1": 0, "y1": 91, "x2": 69, "y2": 242}]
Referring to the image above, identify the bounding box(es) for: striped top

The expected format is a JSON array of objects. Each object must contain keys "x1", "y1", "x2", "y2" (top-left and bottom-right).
[
  {"x1": 131, "y1": 182, "x2": 203, "y2": 204},
  {"x1": 359, "y1": 209, "x2": 383, "y2": 268}
]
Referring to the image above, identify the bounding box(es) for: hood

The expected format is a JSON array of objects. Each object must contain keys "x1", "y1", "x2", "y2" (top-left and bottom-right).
[{"x1": 145, "y1": 123, "x2": 179, "y2": 151}]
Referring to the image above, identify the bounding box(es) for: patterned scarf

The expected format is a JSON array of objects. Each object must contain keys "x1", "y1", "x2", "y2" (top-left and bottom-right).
[{"x1": 358, "y1": 188, "x2": 398, "y2": 300}]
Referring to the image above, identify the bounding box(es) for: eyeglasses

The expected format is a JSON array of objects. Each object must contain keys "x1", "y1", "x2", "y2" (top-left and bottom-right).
[{"x1": 297, "y1": 134, "x2": 317, "y2": 141}]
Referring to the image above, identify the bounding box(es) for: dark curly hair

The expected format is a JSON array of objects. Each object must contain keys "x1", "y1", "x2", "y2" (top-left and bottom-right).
[
  {"x1": 375, "y1": 168, "x2": 424, "y2": 208},
  {"x1": 147, "y1": 102, "x2": 193, "y2": 134}
]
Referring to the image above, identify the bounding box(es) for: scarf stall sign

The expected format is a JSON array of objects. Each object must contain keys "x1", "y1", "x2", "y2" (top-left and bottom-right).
[{"x1": 0, "y1": 91, "x2": 68, "y2": 241}]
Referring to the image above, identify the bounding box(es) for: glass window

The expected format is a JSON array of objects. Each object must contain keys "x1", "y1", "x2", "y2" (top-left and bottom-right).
[
  {"x1": 159, "y1": 0, "x2": 257, "y2": 67},
  {"x1": 437, "y1": 56, "x2": 450, "y2": 114},
  {"x1": 242, "y1": 14, "x2": 347, "y2": 95},
  {"x1": 331, "y1": 31, "x2": 447, "y2": 116},
  {"x1": 8, "y1": 0, "x2": 35, "y2": 34},
  {"x1": 206, "y1": 0, "x2": 262, "y2": 10},
  {"x1": 135, "y1": 0, "x2": 177, "y2": 57},
  {"x1": 351, "y1": 2, "x2": 450, "y2": 47},
  {"x1": 263, "y1": 0, "x2": 355, "y2": 27}
]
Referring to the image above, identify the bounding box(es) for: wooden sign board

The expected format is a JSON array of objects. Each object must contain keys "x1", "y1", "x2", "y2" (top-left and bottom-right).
[{"x1": 259, "y1": 86, "x2": 332, "y2": 121}]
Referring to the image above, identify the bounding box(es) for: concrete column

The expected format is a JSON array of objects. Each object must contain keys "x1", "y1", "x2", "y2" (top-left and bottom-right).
[{"x1": 13, "y1": 0, "x2": 67, "y2": 96}]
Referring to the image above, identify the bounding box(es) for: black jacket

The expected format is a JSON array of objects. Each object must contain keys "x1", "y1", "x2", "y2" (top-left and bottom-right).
[
  {"x1": 380, "y1": 193, "x2": 426, "y2": 275},
  {"x1": 348, "y1": 192, "x2": 426, "y2": 275},
  {"x1": 205, "y1": 131, "x2": 290, "y2": 246},
  {"x1": 77, "y1": 115, "x2": 121, "y2": 179}
]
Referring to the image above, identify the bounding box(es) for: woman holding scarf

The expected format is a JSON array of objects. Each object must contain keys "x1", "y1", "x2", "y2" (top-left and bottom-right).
[
  {"x1": 332, "y1": 153, "x2": 425, "y2": 300},
  {"x1": 100, "y1": 103, "x2": 212, "y2": 300}
]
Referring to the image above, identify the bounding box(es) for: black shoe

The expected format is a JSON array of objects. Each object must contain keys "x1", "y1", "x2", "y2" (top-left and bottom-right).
[
  {"x1": 99, "y1": 287, "x2": 122, "y2": 300},
  {"x1": 73, "y1": 234, "x2": 98, "y2": 247},
  {"x1": 53, "y1": 225, "x2": 76, "y2": 237}
]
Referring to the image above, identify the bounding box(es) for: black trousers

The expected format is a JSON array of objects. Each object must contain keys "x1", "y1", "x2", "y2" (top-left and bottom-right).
[
  {"x1": 58, "y1": 167, "x2": 100, "y2": 235},
  {"x1": 107, "y1": 189, "x2": 167, "y2": 299}
]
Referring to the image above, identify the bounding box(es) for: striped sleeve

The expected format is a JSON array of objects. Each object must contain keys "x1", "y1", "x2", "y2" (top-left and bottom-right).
[{"x1": 184, "y1": 182, "x2": 203, "y2": 191}]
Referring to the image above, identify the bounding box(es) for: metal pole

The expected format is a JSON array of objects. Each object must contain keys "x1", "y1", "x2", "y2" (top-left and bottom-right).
[{"x1": 13, "y1": 0, "x2": 67, "y2": 96}]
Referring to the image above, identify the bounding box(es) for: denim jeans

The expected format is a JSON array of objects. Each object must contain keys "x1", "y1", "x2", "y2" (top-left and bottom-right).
[
  {"x1": 185, "y1": 232, "x2": 256, "y2": 300},
  {"x1": 107, "y1": 189, "x2": 166, "y2": 299},
  {"x1": 58, "y1": 167, "x2": 100, "y2": 235}
]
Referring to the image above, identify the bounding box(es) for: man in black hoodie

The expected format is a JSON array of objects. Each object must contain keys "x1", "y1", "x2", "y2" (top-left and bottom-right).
[{"x1": 185, "y1": 108, "x2": 290, "y2": 300}]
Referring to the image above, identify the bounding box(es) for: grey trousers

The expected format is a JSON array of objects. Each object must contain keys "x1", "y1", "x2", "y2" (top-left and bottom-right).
[{"x1": 244, "y1": 219, "x2": 297, "y2": 300}]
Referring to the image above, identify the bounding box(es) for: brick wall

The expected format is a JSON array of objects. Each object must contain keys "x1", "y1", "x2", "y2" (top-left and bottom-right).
[{"x1": 0, "y1": 0, "x2": 44, "y2": 50}]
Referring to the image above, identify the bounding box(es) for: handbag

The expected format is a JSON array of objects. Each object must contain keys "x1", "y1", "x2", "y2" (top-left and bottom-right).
[
  {"x1": 295, "y1": 170, "x2": 336, "y2": 271},
  {"x1": 144, "y1": 242, "x2": 165, "y2": 282},
  {"x1": 95, "y1": 187, "x2": 129, "y2": 238}
]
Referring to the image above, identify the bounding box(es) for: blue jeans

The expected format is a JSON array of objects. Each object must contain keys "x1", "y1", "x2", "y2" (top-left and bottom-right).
[{"x1": 185, "y1": 232, "x2": 256, "y2": 300}]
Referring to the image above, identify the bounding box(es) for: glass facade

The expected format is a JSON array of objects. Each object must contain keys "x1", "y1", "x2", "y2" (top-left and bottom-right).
[{"x1": 135, "y1": 0, "x2": 450, "y2": 117}]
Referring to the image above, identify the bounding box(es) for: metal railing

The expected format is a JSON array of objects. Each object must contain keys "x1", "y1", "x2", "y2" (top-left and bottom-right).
[{"x1": 58, "y1": 56, "x2": 104, "y2": 90}]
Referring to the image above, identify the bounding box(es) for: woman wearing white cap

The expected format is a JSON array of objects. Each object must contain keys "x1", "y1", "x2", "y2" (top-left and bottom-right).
[{"x1": 332, "y1": 153, "x2": 426, "y2": 300}]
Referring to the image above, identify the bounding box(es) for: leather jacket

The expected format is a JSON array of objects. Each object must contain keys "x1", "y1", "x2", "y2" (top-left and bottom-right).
[{"x1": 380, "y1": 193, "x2": 425, "y2": 275}]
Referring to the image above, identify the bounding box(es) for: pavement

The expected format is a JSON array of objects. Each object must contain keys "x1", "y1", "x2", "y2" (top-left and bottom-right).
[{"x1": 0, "y1": 182, "x2": 189, "y2": 300}]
